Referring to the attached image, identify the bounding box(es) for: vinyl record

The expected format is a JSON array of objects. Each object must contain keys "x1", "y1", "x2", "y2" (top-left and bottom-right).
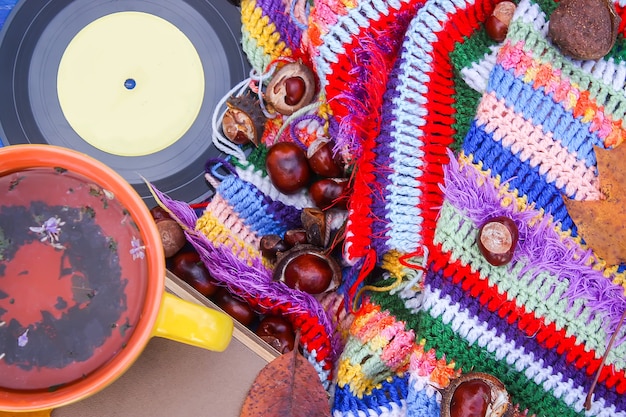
[{"x1": 0, "y1": 0, "x2": 250, "y2": 206}]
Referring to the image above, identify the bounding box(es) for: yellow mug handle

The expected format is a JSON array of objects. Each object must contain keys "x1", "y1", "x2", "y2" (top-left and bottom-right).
[{"x1": 152, "y1": 292, "x2": 233, "y2": 352}]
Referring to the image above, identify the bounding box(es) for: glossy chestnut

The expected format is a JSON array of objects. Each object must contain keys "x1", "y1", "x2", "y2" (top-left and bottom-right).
[
  {"x1": 283, "y1": 229, "x2": 308, "y2": 248},
  {"x1": 309, "y1": 178, "x2": 348, "y2": 210},
  {"x1": 212, "y1": 288, "x2": 257, "y2": 327},
  {"x1": 440, "y1": 372, "x2": 510, "y2": 417},
  {"x1": 171, "y1": 251, "x2": 219, "y2": 297},
  {"x1": 307, "y1": 139, "x2": 344, "y2": 178},
  {"x1": 485, "y1": 1, "x2": 516, "y2": 42},
  {"x1": 255, "y1": 315, "x2": 296, "y2": 353},
  {"x1": 265, "y1": 142, "x2": 312, "y2": 194}
]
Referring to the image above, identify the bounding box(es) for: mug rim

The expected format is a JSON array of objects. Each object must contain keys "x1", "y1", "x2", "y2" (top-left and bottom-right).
[{"x1": 0, "y1": 144, "x2": 165, "y2": 411}]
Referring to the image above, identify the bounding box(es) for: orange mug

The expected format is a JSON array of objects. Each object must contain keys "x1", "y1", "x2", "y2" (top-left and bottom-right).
[{"x1": 0, "y1": 145, "x2": 233, "y2": 415}]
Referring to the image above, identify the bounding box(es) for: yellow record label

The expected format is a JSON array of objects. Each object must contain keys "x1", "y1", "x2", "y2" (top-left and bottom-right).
[{"x1": 57, "y1": 11, "x2": 205, "y2": 157}]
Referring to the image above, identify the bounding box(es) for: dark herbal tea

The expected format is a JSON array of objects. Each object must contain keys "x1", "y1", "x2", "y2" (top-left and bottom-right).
[{"x1": 0, "y1": 167, "x2": 148, "y2": 391}]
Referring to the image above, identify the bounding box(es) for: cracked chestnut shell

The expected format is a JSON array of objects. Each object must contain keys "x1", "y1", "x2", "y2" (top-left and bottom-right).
[
  {"x1": 485, "y1": 1, "x2": 516, "y2": 42},
  {"x1": 548, "y1": 0, "x2": 620, "y2": 60},
  {"x1": 477, "y1": 216, "x2": 518, "y2": 266},
  {"x1": 222, "y1": 93, "x2": 266, "y2": 145},
  {"x1": 265, "y1": 62, "x2": 316, "y2": 115},
  {"x1": 441, "y1": 372, "x2": 511, "y2": 417}
]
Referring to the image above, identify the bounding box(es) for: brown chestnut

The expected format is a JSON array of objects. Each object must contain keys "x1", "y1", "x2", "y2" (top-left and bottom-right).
[
  {"x1": 283, "y1": 229, "x2": 308, "y2": 248},
  {"x1": 259, "y1": 234, "x2": 288, "y2": 261},
  {"x1": 156, "y1": 218, "x2": 186, "y2": 258},
  {"x1": 265, "y1": 142, "x2": 312, "y2": 194},
  {"x1": 273, "y1": 245, "x2": 341, "y2": 294},
  {"x1": 441, "y1": 372, "x2": 510, "y2": 417},
  {"x1": 265, "y1": 61, "x2": 316, "y2": 115},
  {"x1": 307, "y1": 139, "x2": 344, "y2": 178},
  {"x1": 485, "y1": 1, "x2": 516, "y2": 42},
  {"x1": 283, "y1": 253, "x2": 333, "y2": 294},
  {"x1": 150, "y1": 206, "x2": 172, "y2": 222},
  {"x1": 477, "y1": 216, "x2": 518, "y2": 266},
  {"x1": 212, "y1": 288, "x2": 257, "y2": 327},
  {"x1": 309, "y1": 178, "x2": 349, "y2": 210},
  {"x1": 171, "y1": 251, "x2": 219, "y2": 297},
  {"x1": 256, "y1": 315, "x2": 296, "y2": 353}
]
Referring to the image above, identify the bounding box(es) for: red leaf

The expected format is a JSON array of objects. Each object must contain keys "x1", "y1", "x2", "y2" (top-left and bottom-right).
[{"x1": 240, "y1": 343, "x2": 330, "y2": 417}]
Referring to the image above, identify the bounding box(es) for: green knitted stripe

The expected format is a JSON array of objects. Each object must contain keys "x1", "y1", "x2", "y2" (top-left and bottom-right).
[
  {"x1": 607, "y1": 34, "x2": 626, "y2": 64},
  {"x1": 417, "y1": 310, "x2": 584, "y2": 417},
  {"x1": 451, "y1": 78, "x2": 481, "y2": 151},
  {"x1": 450, "y1": 29, "x2": 494, "y2": 73},
  {"x1": 369, "y1": 288, "x2": 420, "y2": 331},
  {"x1": 532, "y1": 0, "x2": 558, "y2": 17},
  {"x1": 230, "y1": 144, "x2": 269, "y2": 175},
  {"x1": 241, "y1": 28, "x2": 273, "y2": 73},
  {"x1": 507, "y1": 20, "x2": 626, "y2": 124},
  {"x1": 434, "y1": 201, "x2": 626, "y2": 366}
]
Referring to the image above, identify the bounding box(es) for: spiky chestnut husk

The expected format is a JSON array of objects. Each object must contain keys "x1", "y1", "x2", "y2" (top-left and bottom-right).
[
  {"x1": 222, "y1": 92, "x2": 266, "y2": 146},
  {"x1": 440, "y1": 372, "x2": 513, "y2": 417}
]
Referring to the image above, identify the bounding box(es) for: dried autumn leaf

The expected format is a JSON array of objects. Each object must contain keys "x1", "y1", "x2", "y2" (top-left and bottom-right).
[
  {"x1": 239, "y1": 343, "x2": 330, "y2": 417},
  {"x1": 563, "y1": 145, "x2": 626, "y2": 265}
]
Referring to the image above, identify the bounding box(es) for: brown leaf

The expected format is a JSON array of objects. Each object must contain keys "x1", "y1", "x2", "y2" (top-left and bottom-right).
[
  {"x1": 239, "y1": 343, "x2": 330, "y2": 417},
  {"x1": 564, "y1": 145, "x2": 626, "y2": 265}
]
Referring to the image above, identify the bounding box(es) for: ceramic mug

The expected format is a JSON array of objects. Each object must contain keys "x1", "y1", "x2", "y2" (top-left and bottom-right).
[{"x1": 0, "y1": 145, "x2": 233, "y2": 415}]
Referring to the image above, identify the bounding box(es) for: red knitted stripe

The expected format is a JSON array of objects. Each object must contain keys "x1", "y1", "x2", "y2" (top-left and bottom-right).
[
  {"x1": 430, "y1": 244, "x2": 626, "y2": 394},
  {"x1": 323, "y1": 0, "x2": 421, "y2": 121}
]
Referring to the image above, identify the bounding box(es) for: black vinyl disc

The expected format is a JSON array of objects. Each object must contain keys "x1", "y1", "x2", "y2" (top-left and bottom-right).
[{"x1": 0, "y1": 0, "x2": 249, "y2": 206}]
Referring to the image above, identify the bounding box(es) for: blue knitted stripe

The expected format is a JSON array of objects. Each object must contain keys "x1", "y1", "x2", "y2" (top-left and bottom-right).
[
  {"x1": 462, "y1": 122, "x2": 576, "y2": 231},
  {"x1": 406, "y1": 385, "x2": 439, "y2": 417},
  {"x1": 488, "y1": 65, "x2": 604, "y2": 167},
  {"x1": 332, "y1": 373, "x2": 409, "y2": 415},
  {"x1": 217, "y1": 175, "x2": 286, "y2": 237}
]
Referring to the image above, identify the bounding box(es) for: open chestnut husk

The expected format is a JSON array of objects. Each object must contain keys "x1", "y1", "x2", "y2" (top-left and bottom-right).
[
  {"x1": 440, "y1": 372, "x2": 512, "y2": 417},
  {"x1": 272, "y1": 244, "x2": 341, "y2": 294},
  {"x1": 265, "y1": 61, "x2": 316, "y2": 115}
]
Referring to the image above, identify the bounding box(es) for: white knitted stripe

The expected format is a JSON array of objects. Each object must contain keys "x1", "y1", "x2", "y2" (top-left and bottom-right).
[
  {"x1": 314, "y1": 0, "x2": 405, "y2": 89},
  {"x1": 423, "y1": 285, "x2": 626, "y2": 417},
  {"x1": 382, "y1": 0, "x2": 473, "y2": 254},
  {"x1": 234, "y1": 165, "x2": 314, "y2": 209},
  {"x1": 459, "y1": 45, "x2": 499, "y2": 93},
  {"x1": 333, "y1": 401, "x2": 407, "y2": 417}
]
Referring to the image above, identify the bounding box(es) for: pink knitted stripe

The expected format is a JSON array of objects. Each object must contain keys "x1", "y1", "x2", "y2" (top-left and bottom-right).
[
  {"x1": 476, "y1": 92, "x2": 602, "y2": 200},
  {"x1": 499, "y1": 41, "x2": 624, "y2": 147},
  {"x1": 204, "y1": 194, "x2": 261, "y2": 247}
]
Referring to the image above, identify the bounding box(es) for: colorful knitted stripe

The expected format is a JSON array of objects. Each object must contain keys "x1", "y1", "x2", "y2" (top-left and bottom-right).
[
  {"x1": 149, "y1": 183, "x2": 338, "y2": 387},
  {"x1": 420, "y1": 1, "x2": 626, "y2": 414},
  {"x1": 335, "y1": 298, "x2": 416, "y2": 397},
  {"x1": 240, "y1": 0, "x2": 302, "y2": 72},
  {"x1": 306, "y1": 0, "x2": 422, "y2": 160},
  {"x1": 342, "y1": 0, "x2": 501, "y2": 304}
]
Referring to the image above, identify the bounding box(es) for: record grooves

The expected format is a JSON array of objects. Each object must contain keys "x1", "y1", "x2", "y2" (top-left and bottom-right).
[{"x1": 0, "y1": 0, "x2": 249, "y2": 206}]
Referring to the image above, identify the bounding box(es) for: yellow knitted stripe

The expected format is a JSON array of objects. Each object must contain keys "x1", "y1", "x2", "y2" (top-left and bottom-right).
[
  {"x1": 241, "y1": 0, "x2": 291, "y2": 64},
  {"x1": 195, "y1": 211, "x2": 263, "y2": 265}
]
